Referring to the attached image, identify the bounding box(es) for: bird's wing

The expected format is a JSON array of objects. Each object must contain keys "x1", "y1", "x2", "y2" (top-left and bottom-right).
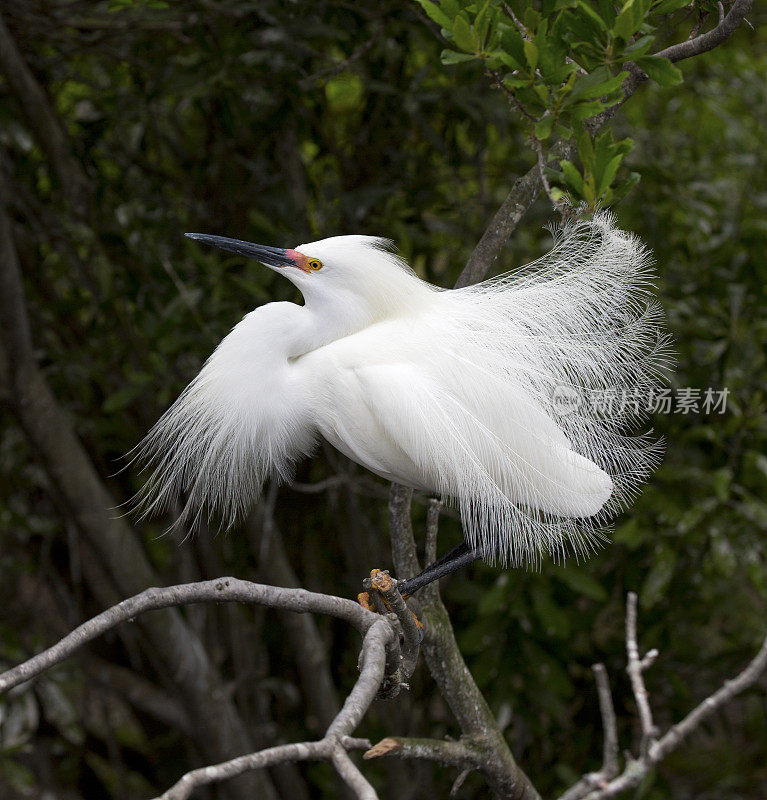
[{"x1": 351, "y1": 361, "x2": 613, "y2": 564}]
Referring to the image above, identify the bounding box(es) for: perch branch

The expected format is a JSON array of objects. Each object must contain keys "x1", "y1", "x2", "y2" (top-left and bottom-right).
[
  {"x1": 364, "y1": 570, "x2": 422, "y2": 697},
  {"x1": 0, "y1": 578, "x2": 379, "y2": 694},
  {"x1": 386, "y1": 485, "x2": 541, "y2": 800}
]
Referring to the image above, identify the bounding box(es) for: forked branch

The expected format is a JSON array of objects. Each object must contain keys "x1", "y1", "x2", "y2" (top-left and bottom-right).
[
  {"x1": 0, "y1": 580, "x2": 401, "y2": 800},
  {"x1": 155, "y1": 618, "x2": 395, "y2": 800},
  {"x1": 559, "y1": 594, "x2": 767, "y2": 800}
]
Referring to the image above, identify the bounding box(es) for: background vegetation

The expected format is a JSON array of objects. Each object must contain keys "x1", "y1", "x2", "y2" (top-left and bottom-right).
[{"x1": 0, "y1": 1, "x2": 764, "y2": 798}]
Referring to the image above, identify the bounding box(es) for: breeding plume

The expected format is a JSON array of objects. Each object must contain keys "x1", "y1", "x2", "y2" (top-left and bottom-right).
[{"x1": 136, "y1": 214, "x2": 669, "y2": 571}]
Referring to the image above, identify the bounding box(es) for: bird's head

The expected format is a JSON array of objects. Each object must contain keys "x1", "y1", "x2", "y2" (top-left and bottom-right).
[{"x1": 184, "y1": 232, "x2": 431, "y2": 315}]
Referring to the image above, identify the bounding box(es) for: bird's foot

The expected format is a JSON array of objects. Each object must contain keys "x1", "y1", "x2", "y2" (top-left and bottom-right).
[{"x1": 358, "y1": 569, "x2": 424, "y2": 643}]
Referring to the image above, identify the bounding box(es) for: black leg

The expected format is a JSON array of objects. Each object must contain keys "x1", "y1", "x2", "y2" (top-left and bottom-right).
[{"x1": 397, "y1": 540, "x2": 483, "y2": 597}]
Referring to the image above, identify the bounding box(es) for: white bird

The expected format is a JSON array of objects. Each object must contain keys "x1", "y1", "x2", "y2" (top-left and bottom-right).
[{"x1": 135, "y1": 213, "x2": 670, "y2": 582}]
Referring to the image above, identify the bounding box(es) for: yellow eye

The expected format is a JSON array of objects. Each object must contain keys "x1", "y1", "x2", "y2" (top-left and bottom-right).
[{"x1": 307, "y1": 259, "x2": 323, "y2": 271}]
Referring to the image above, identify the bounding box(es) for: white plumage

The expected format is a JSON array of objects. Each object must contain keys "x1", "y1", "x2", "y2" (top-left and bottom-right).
[{"x1": 135, "y1": 213, "x2": 671, "y2": 566}]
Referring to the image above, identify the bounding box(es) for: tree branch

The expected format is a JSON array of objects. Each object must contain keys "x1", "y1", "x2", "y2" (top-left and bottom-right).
[
  {"x1": 364, "y1": 736, "x2": 480, "y2": 769},
  {"x1": 456, "y1": 0, "x2": 752, "y2": 288},
  {"x1": 559, "y1": 598, "x2": 767, "y2": 800},
  {"x1": 154, "y1": 619, "x2": 394, "y2": 800},
  {"x1": 0, "y1": 576, "x2": 405, "y2": 799},
  {"x1": 386, "y1": 486, "x2": 541, "y2": 800},
  {"x1": 656, "y1": 0, "x2": 753, "y2": 62},
  {"x1": 559, "y1": 664, "x2": 619, "y2": 800},
  {"x1": 0, "y1": 12, "x2": 89, "y2": 209},
  {"x1": 0, "y1": 578, "x2": 376, "y2": 694},
  {"x1": 625, "y1": 592, "x2": 659, "y2": 755}
]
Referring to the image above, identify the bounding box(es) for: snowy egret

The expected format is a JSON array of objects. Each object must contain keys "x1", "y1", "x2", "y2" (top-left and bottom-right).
[{"x1": 136, "y1": 214, "x2": 669, "y2": 587}]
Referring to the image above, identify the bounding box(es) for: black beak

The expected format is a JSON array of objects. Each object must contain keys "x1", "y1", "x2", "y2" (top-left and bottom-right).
[{"x1": 185, "y1": 233, "x2": 296, "y2": 268}]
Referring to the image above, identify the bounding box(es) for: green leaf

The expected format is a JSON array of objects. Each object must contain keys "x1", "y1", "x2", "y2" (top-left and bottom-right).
[
  {"x1": 523, "y1": 39, "x2": 538, "y2": 70},
  {"x1": 569, "y1": 69, "x2": 628, "y2": 101},
  {"x1": 596, "y1": 0, "x2": 617, "y2": 25},
  {"x1": 636, "y1": 55, "x2": 683, "y2": 85},
  {"x1": 576, "y1": 0, "x2": 608, "y2": 31},
  {"x1": 568, "y1": 66, "x2": 610, "y2": 98},
  {"x1": 491, "y1": 49, "x2": 522, "y2": 69},
  {"x1": 625, "y1": 33, "x2": 655, "y2": 56},
  {"x1": 571, "y1": 98, "x2": 605, "y2": 120},
  {"x1": 560, "y1": 159, "x2": 585, "y2": 194},
  {"x1": 452, "y1": 14, "x2": 478, "y2": 51},
  {"x1": 441, "y1": 0, "x2": 460, "y2": 17},
  {"x1": 413, "y1": 0, "x2": 453, "y2": 28},
  {"x1": 524, "y1": 7, "x2": 542, "y2": 29},
  {"x1": 614, "y1": 0, "x2": 640, "y2": 41},
  {"x1": 596, "y1": 153, "x2": 624, "y2": 196},
  {"x1": 574, "y1": 122, "x2": 594, "y2": 160},
  {"x1": 440, "y1": 49, "x2": 477, "y2": 64},
  {"x1": 500, "y1": 26, "x2": 526, "y2": 69},
  {"x1": 474, "y1": 0, "x2": 492, "y2": 45},
  {"x1": 535, "y1": 114, "x2": 555, "y2": 139}
]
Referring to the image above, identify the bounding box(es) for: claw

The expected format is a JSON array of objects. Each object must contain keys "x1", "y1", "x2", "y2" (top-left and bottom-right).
[{"x1": 357, "y1": 591, "x2": 375, "y2": 611}]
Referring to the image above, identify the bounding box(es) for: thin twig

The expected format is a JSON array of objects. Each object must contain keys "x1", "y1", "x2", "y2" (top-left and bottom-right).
[
  {"x1": 594, "y1": 663, "x2": 619, "y2": 778},
  {"x1": 558, "y1": 605, "x2": 767, "y2": 800},
  {"x1": 557, "y1": 665, "x2": 619, "y2": 800},
  {"x1": 625, "y1": 592, "x2": 658, "y2": 755},
  {"x1": 533, "y1": 136, "x2": 569, "y2": 217}
]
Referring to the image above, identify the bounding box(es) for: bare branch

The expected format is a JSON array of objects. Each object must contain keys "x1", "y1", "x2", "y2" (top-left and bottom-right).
[
  {"x1": 154, "y1": 619, "x2": 394, "y2": 800},
  {"x1": 331, "y1": 748, "x2": 379, "y2": 800},
  {"x1": 593, "y1": 664, "x2": 619, "y2": 779},
  {"x1": 364, "y1": 736, "x2": 479, "y2": 769},
  {"x1": 625, "y1": 592, "x2": 659, "y2": 755},
  {"x1": 155, "y1": 741, "x2": 327, "y2": 800},
  {"x1": 656, "y1": 0, "x2": 753, "y2": 62},
  {"x1": 0, "y1": 578, "x2": 376, "y2": 694},
  {"x1": 649, "y1": 634, "x2": 767, "y2": 763},
  {"x1": 558, "y1": 664, "x2": 620, "y2": 800},
  {"x1": 560, "y1": 602, "x2": 767, "y2": 800}
]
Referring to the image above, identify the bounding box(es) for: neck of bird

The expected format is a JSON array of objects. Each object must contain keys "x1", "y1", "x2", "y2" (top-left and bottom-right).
[{"x1": 287, "y1": 288, "x2": 378, "y2": 359}]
